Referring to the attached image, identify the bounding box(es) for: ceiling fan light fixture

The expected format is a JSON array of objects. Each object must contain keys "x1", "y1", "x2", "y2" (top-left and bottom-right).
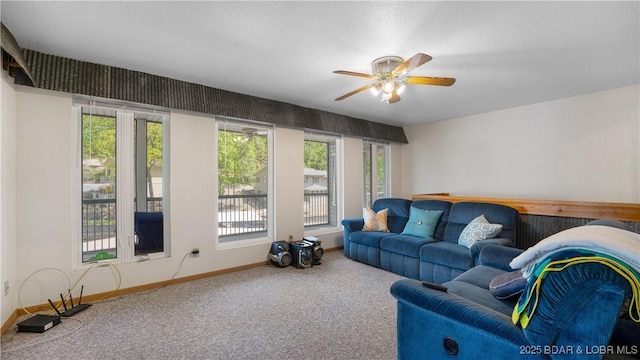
[
  {"x1": 382, "y1": 80, "x2": 395, "y2": 92},
  {"x1": 371, "y1": 56, "x2": 403, "y2": 76},
  {"x1": 395, "y1": 83, "x2": 406, "y2": 95},
  {"x1": 369, "y1": 83, "x2": 382, "y2": 96}
]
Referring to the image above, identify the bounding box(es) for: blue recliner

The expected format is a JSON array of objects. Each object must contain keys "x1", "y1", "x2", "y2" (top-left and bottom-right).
[
  {"x1": 418, "y1": 201, "x2": 519, "y2": 283},
  {"x1": 342, "y1": 198, "x2": 412, "y2": 267},
  {"x1": 391, "y1": 227, "x2": 639, "y2": 360},
  {"x1": 379, "y1": 200, "x2": 453, "y2": 279}
]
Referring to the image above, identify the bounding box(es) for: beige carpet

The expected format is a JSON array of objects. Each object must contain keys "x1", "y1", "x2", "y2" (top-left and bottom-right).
[{"x1": 1, "y1": 250, "x2": 404, "y2": 360}]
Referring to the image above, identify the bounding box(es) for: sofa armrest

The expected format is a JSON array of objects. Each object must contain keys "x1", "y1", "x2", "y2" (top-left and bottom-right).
[
  {"x1": 469, "y1": 238, "x2": 513, "y2": 265},
  {"x1": 477, "y1": 244, "x2": 524, "y2": 271},
  {"x1": 390, "y1": 279, "x2": 526, "y2": 344},
  {"x1": 342, "y1": 218, "x2": 364, "y2": 232},
  {"x1": 341, "y1": 218, "x2": 364, "y2": 256}
]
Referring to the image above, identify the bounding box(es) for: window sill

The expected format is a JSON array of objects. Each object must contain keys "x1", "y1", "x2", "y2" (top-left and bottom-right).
[
  {"x1": 304, "y1": 225, "x2": 342, "y2": 237},
  {"x1": 75, "y1": 252, "x2": 168, "y2": 270}
]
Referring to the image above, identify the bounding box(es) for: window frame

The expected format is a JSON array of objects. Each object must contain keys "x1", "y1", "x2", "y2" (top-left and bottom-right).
[
  {"x1": 303, "y1": 132, "x2": 343, "y2": 235},
  {"x1": 363, "y1": 141, "x2": 389, "y2": 208},
  {"x1": 72, "y1": 98, "x2": 170, "y2": 268},
  {"x1": 215, "y1": 118, "x2": 274, "y2": 249}
]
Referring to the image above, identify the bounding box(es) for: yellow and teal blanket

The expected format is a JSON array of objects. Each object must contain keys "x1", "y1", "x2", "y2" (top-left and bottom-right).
[
  {"x1": 509, "y1": 225, "x2": 640, "y2": 328},
  {"x1": 511, "y1": 248, "x2": 640, "y2": 328}
]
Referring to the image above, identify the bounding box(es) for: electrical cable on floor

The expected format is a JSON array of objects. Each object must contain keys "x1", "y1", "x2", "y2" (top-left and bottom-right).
[
  {"x1": 16, "y1": 262, "x2": 122, "y2": 319},
  {"x1": 0, "y1": 317, "x2": 84, "y2": 354},
  {"x1": 171, "y1": 252, "x2": 192, "y2": 280},
  {"x1": 84, "y1": 262, "x2": 122, "y2": 304},
  {"x1": 94, "y1": 250, "x2": 197, "y2": 302},
  {"x1": 17, "y1": 268, "x2": 71, "y2": 315},
  {"x1": 142, "y1": 251, "x2": 192, "y2": 295},
  {"x1": 10, "y1": 252, "x2": 188, "y2": 344},
  {"x1": 4, "y1": 263, "x2": 119, "y2": 351}
]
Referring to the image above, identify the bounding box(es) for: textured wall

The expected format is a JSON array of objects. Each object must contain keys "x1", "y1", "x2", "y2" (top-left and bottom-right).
[{"x1": 515, "y1": 214, "x2": 639, "y2": 250}]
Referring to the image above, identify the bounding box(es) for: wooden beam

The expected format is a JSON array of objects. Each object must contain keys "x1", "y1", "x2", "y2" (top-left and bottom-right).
[{"x1": 411, "y1": 194, "x2": 640, "y2": 222}]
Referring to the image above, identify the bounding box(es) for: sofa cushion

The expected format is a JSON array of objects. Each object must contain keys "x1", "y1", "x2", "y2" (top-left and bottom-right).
[
  {"x1": 489, "y1": 271, "x2": 527, "y2": 300},
  {"x1": 452, "y1": 264, "x2": 506, "y2": 289},
  {"x1": 443, "y1": 202, "x2": 518, "y2": 244},
  {"x1": 401, "y1": 208, "x2": 442, "y2": 238},
  {"x1": 443, "y1": 279, "x2": 517, "y2": 317},
  {"x1": 458, "y1": 215, "x2": 503, "y2": 248},
  {"x1": 349, "y1": 230, "x2": 395, "y2": 248},
  {"x1": 362, "y1": 207, "x2": 389, "y2": 232},
  {"x1": 372, "y1": 198, "x2": 412, "y2": 234},
  {"x1": 381, "y1": 234, "x2": 438, "y2": 257},
  {"x1": 420, "y1": 241, "x2": 474, "y2": 270}
]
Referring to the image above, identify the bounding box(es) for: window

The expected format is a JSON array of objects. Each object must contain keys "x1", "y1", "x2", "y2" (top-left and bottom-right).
[
  {"x1": 78, "y1": 101, "x2": 168, "y2": 263},
  {"x1": 81, "y1": 109, "x2": 117, "y2": 262},
  {"x1": 217, "y1": 120, "x2": 273, "y2": 242},
  {"x1": 304, "y1": 133, "x2": 342, "y2": 228},
  {"x1": 363, "y1": 141, "x2": 389, "y2": 208}
]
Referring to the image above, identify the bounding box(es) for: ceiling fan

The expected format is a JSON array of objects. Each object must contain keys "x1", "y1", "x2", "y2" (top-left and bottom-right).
[{"x1": 333, "y1": 53, "x2": 455, "y2": 104}]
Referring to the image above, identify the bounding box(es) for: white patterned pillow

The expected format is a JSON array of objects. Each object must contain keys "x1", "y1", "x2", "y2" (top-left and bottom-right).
[
  {"x1": 362, "y1": 208, "x2": 389, "y2": 232},
  {"x1": 458, "y1": 215, "x2": 503, "y2": 248}
]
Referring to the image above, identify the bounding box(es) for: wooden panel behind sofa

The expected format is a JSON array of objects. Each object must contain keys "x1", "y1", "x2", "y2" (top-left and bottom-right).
[{"x1": 411, "y1": 194, "x2": 640, "y2": 250}]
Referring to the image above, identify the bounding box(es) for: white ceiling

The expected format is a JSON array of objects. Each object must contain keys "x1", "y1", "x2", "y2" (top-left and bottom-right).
[{"x1": 1, "y1": 1, "x2": 638, "y2": 127}]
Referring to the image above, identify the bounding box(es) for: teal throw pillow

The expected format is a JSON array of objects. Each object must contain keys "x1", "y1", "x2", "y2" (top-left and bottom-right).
[{"x1": 401, "y1": 207, "x2": 443, "y2": 238}]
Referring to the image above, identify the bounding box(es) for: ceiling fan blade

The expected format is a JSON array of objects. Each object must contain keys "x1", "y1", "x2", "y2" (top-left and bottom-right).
[
  {"x1": 393, "y1": 53, "x2": 432, "y2": 76},
  {"x1": 333, "y1": 70, "x2": 377, "y2": 79},
  {"x1": 388, "y1": 91, "x2": 401, "y2": 104},
  {"x1": 335, "y1": 83, "x2": 375, "y2": 101},
  {"x1": 405, "y1": 76, "x2": 456, "y2": 86}
]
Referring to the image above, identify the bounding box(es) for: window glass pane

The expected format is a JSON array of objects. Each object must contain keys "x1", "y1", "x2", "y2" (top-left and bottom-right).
[
  {"x1": 328, "y1": 141, "x2": 338, "y2": 225},
  {"x1": 376, "y1": 145, "x2": 387, "y2": 199},
  {"x1": 144, "y1": 120, "x2": 163, "y2": 211},
  {"x1": 363, "y1": 142, "x2": 388, "y2": 207},
  {"x1": 218, "y1": 123, "x2": 269, "y2": 240},
  {"x1": 134, "y1": 117, "x2": 164, "y2": 255},
  {"x1": 82, "y1": 114, "x2": 117, "y2": 262},
  {"x1": 304, "y1": 140, "x2": 329, "y2": 226},
  {"x1": 363, "y1": 143, "x2": 372, "y2": 208},
  {"x1": 78, "y1": 102, "x2": 168, "y2": 263}
]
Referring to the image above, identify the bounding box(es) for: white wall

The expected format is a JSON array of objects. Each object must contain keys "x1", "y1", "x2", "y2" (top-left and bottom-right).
[
  {"x1": 401, "y1": 85, "x2": 640, "y2": 203},
  {"x1": 1, "y1": 74, "x2": 18, "y2": 325},
  {"x1": 389, "y1": 143, "x2": 404, "y2": 197},
  {"x1": 2, "y1": 85, "x2": 373, "y2": 318},
  {"x1": 274, "y1": 128, "x2": 305, "y2": 241},
  {"x1": 342, "y1": 137, "x2": 364, "y2": 219},
  {"x1": 15, "y1": 88, "x2": 77, "y2": 310}
]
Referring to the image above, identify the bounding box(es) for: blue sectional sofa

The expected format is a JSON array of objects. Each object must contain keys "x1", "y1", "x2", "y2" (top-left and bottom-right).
[
  {"x1": 342, "y1": 198, "x2": 519, "y2": 282},
  {"x1": 390, "y1": 221, "x2": 640, "y2": 360}
]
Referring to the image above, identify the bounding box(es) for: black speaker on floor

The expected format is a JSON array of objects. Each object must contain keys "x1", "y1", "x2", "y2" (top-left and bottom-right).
[
  {"x1": 303, "y1": 237, "x2": 324, "y2": 265},
  {"x1": 289, "y1": 241, "x2": 314, "y2": 269},
  {"x1": 268, "y1": 240, "x2": 292, "y2": 267}
]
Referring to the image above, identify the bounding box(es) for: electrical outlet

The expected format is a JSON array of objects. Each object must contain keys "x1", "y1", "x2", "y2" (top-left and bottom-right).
[
  {"x1": 288, "y1": 235, "x2": 293, "y2": 242},
  {"x1": 191, "y1": 248, "x2": 200, "y2": 257},
  {"x1": 4, "y1": 281, "x2": 9, "y2": 296}
]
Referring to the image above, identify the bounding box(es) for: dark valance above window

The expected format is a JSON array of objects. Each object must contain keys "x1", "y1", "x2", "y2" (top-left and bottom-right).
[{"x1": 12, "y1": 49, "x2": 408, "y2": 143}]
